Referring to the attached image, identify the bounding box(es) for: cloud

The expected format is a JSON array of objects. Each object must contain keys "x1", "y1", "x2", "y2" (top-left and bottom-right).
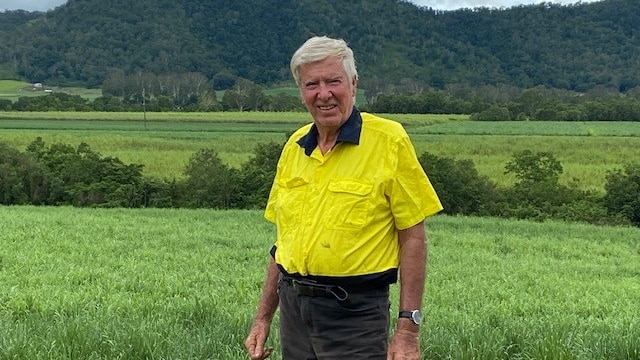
[
  {"x1": 0, "y1": 0, "x2": 600, "y2": 13},
  {"x1": 410, "y1": 0, "x2": 600, "y2": 10}
]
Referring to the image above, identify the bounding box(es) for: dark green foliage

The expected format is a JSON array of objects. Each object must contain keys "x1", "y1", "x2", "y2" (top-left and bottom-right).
[
  {"x1": 0, "y1": 10, "x2": 41, "y2": 32},
  {"x1": 502, "y1": 150, "x2": 566, "y2": 221},
  {"x1": 182, "y1": 148, "x2": 240, "y2": 209},
  {"x1": 0, "y1": 99, "x2": 12, "y2": 111},
  {"x1": 418, "y1": 152, "x2": 500, "y2": 216},
  {"x1": 3, "y1": 1, "x2": 640, "y2": 116},
  {"x1": 267, "y1": 93, "x2": 306, "y2": 112},
  {"x1": 471, "y1": 105, "x2": 512, "y2": 121},
  {"x1": 13, "y1": 92, "x2": 91, "y2": 111},
  {"x1": 505, "y1": 150, "x2": 563, "y2": 184},
  {"x1": 501, "y1": 150, "x2": 606, "y2": 223},
  {"x1": 604, "y1": 163, "x2": 640, "y2": 226},
  {"x1": 236, "y1": 142, "x2": 284, "y2": 209},
  {"x1": 2, "y1": 139, "x2": 637, "y2": 227},
  {"x1": 91, "y1": 95, "x2": 127, "y2": 112},
  {"x1": 499, "y1": 180, "x2": 585, "y2": 222},
  {"x1": 369, "y1": 93, "x2": 454, "y2": 114},
  {"x1": 367, "y1": 87, "x2": 640, "y2": 121},
  {"x1": 0, "y1": 142, "x2": 48, "y2": 205},
  {"x1": 140, "y1": 178, "x2": 186, "y2": 209},
  {"x1": 24, "y1": 137, "x2": 145, "y2": 207},
  {"x1": 1, "y1": 0, "x2": 639, "y2": 94}
]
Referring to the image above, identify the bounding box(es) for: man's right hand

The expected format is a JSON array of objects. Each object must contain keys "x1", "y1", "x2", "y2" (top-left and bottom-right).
[{"x1": 245, "y1": 320, "x2": 273, "y2": 360}]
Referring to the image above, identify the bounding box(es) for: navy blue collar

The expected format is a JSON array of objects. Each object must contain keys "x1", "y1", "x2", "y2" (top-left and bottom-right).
[{"x1": 296, "y1": 107, "x2": 362, "y2": 156}]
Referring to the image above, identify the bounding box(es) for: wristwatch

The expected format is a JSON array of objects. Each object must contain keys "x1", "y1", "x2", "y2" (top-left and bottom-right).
[{"x1": 398, "y1": 310, "x2": 422, "y2": 325}]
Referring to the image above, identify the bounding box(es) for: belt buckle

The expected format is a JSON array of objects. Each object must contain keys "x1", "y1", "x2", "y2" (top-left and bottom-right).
[{"x1": 291, "y1": 279, "x2": 349, "y2": 302}]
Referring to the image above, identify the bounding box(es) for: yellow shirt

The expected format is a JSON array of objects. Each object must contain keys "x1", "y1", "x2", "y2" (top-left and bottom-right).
[{"x1": 265, "y1": 109, "x2": 442, "y2": 281}]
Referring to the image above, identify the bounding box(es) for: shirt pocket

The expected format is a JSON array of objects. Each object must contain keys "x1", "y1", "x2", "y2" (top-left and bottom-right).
[
  {"x1": 275, "y1": 177, "x2": 309, "y2": 230},
  {"x1": 326, "y1": 180, "x2": 373, "y2": 230}
]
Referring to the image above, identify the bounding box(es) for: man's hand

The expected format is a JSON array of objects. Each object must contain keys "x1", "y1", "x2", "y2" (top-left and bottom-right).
[
  {"x1": 387, "y1": 328, "x2": 420, "y2": 360},
  {"x1": 244, "y1": 320, "x2": 273, "y2": 360}
]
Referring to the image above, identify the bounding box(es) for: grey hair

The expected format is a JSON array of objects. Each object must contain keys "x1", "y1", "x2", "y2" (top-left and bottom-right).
[{"x1": 290, "y1": 36, "x2": 358, "y2": 86}]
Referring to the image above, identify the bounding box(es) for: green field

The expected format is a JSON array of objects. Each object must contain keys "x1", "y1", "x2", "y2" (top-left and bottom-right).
[
  {"x1": 1, "y1": 112, "x2": 638, "y2": 193},
  {"x1": 1, "y1": 206, "x2": 638, "y2": 359}
]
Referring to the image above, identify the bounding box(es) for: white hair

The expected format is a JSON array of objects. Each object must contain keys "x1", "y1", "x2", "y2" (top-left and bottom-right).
[{"x1": 290, "y1": 36, "x2": 358, "y2": 86}]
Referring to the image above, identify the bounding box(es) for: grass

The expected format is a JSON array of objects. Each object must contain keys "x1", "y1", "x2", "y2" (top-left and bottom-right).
[{"x1": 1, "y1": 206, "x2": 638, "y2": 359}]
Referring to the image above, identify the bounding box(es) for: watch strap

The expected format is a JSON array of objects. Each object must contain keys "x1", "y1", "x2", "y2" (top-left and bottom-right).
[
  {"x1": 398, "y1": 310, "x2": 422, "y2": 325},
  {"x1": 398, "y1": 311, "x2": 413, "y2": 318}
]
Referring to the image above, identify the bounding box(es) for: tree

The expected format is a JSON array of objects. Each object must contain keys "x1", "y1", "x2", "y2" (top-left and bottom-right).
[
  {"x1": 604, "y1": 163, "x2": 640, "y2": 226},
  {"x1": 221, "y1": 78, "x2": 265, "y2": 111},
  {"x1": 25, "y1": 138, "x2": 144, "y2": 207},
  {"x1": 0, "y1": 142, "x2": 48, "y2": 205},
  {"x1": 236, "y1": 141, "x2": 284, "y2": 209},
  {"x1": 267, "y1": 92, "x2": 304, "y2": 112},
  {"x1": 501, "y1": 150, "x2": 600, "y2": 222},
  {"x1": 183, "y1": 148, "x2": 239, "y2": 208},
  {"x1": 517, "y1": 86, "x2": 550, "y2": 118},
  {"x1": 418, "y1": 152, "x2": 500, "y2": 216},
  {"x1": 471, "y1": 105, "x2": 511, "y2": 121},
  {"x1": 505, "y1": 150, "x2": 562, "y2": 184}
]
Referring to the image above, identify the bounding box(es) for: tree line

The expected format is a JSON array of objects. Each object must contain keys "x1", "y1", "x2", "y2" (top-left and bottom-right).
[
  {"x1": 1, "y1": 138, "x2": 638, "y2": 227},
  {"x1": 367, "y1": 85, "x2": 640, "y2": 121},
  {"x1": 3, "y1": 80, "x2": 640, "y2": 121}
]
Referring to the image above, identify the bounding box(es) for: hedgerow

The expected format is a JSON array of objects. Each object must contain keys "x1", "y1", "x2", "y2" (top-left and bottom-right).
[{"x1": 1, "y1": 139, "x2": 638, "y2": 227}]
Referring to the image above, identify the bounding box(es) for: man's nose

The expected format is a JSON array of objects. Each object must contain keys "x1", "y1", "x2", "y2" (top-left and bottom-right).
[{"x1": 317, "y1": 83, "x2": 332, "y2": 100}]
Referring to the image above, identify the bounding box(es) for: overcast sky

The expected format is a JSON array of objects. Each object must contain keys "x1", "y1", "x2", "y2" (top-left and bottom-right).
[{"x1": 0, "y1": 0, "x2": 600, "y2": 12}]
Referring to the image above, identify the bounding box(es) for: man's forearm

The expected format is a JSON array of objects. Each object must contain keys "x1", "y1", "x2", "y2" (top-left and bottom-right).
[
  {"x1": 254, "y1": 259, "x2": 281, "y2": 322},
  {"x1": 397, "y1": 222, "x2": 428, "y2": 331}
]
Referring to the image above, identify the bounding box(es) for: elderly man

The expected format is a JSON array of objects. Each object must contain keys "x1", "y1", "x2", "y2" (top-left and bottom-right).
[{"x1": 245, "y1": 36, "x2": 442, "y2": 360}]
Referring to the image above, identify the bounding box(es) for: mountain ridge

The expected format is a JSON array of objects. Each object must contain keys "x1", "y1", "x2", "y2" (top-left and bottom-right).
[{"x1": 0, "y1": 0, "x2": 638, "y2": 93}]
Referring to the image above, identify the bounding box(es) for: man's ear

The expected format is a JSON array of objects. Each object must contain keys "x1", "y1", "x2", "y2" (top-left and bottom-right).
[{"x1": 352, "y1": 77, "x2": 358, "y2": 96}]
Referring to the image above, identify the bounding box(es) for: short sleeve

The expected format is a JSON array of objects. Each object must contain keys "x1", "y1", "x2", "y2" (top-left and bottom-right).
[{"x1": 388, "y1": 134, "x2": 443, "y2": 229}]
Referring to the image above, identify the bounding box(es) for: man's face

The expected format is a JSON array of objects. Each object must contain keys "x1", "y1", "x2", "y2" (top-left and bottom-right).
[{"x1": 298, "y1": 56, "x2": 357, "y2": 132}]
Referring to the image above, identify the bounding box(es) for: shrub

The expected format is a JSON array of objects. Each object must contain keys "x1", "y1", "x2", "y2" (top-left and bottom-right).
[
  {"x1": 25, "y1": 138, "x2": 144, "y2": 207},
  {"x1": 236, "y1": 141, "x2": 283, "y2": 209},
  {"x1": 0, "y1": 99, "x2": 12, "y2": 111},
  {"x1": 182, "y1": 148, "x2": 240, "y2": 208},
  {"x1": 0, "y1": 142, "x2": 48, "y2": 205},
  {"x1": 505, "y1": 150, "x2": 563, "y2": 184},
  {"x1": 471, "y1": 105, "x2": 511, "y2": 121},
  {"x1": 418, "y1": 152, "x2": 500, "y2": 216},
  {"x1": 604, "y1": 163, "x2": 640, "y2": 226},
  {"x1": 502, "y1": 151, "x2": 606, "y2": 223}
]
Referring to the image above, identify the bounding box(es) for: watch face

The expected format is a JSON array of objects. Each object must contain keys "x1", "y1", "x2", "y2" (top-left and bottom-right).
[{"x1": 411, "y1": 310, "x2": 422, "y2": 325}]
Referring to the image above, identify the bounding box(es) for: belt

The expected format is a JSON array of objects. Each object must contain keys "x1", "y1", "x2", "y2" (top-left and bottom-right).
[
  {"x1": 288, "y1": 277, "x2": 349, "y2": 301},
  {"x1": 282, "y1": 276, "x2": 388, "y2": 302}
]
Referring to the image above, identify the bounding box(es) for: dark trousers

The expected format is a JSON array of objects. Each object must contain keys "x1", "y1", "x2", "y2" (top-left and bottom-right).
[{"x1": 278, "y1": 277, "x2": 390, "y2": 360}]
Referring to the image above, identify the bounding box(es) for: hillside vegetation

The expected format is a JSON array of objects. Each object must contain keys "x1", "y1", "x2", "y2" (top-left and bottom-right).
[{"x1": 0, "y1": 0, "x2": 638, "y2": 94}]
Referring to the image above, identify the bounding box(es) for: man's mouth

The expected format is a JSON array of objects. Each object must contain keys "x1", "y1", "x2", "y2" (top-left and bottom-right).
[{"x1": 318, "y1": 105, "x2": 337, "y2": 111}]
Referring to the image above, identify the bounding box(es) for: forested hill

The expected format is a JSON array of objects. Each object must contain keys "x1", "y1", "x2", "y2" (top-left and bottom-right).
[{"x1": 0, "y1": 0, "x2": 638, "y2": 93}]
